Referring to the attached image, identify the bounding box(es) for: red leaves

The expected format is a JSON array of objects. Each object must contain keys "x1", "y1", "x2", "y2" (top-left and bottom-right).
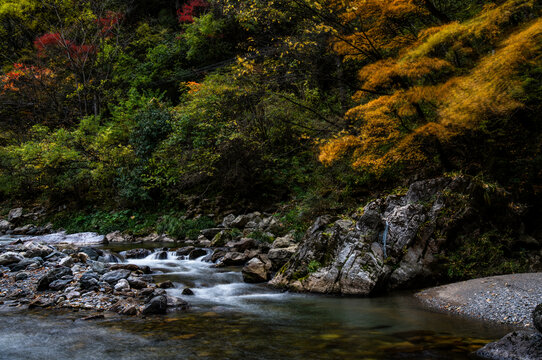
[
  {"x1": 177, "y1": 0, "x2": 209, "y2": 23},
  {"x1": 95, "y1": 11, "x2": 123, "y2": 36},
  {"x1": 34, "y1": 32, "x2": 96, "y2": 61}
]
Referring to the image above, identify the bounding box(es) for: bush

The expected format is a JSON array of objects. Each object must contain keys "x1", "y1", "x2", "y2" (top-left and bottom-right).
[{"x1": 156, "y1": 214, "x2": 215, "y2": 240}]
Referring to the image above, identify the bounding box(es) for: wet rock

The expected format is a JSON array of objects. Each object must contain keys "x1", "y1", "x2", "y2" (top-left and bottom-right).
[
  {"x1": 127, "y1": 276, "x2": 147, "y2": 289},
  {"x1": 49, "y1": 278, "x2": 73, "y2": 291},
  {"x1": 7, "y1": 208, "x2": 23, "y2": 223},
  {"x1": 534, "y1": 303, "x2": 542, "y2": 333},
  {"x1": 37, "y1": 267, "x2": 72, "y2": 291},
  {"x1": 197, "y1": 237, "x2": 211, "y2": 247},
  {"x1": 110, "y1": 298, "x2": 140, "y2": 316},
  {"x1": 15, "y1": 272, "x2": 29, "y2": 281},
  {"x1": 101, "y1": 269, "x2": 131, "y2": 284},
  {"x1": 166, "y1": 296, "x2": 189, "y2": 310},
  {"x1": 475, "y1": 331, "x2": 542, "y2": 360},
  {"x1": 142, "y1": 295, "x2": 167, "y2": 315},
  {"x1": 90, "y1": 261, "x2": 107, "y2": 274},
  {"x1": 79, "y1": 247, "x2": 100, "y2": 261},
  {"x1": 242, "y1": 256, "x2": 272, "y2": 283},
  {"x1": 158, "y1": 280, "x2": 174, "y2": 289},
  {"x1": 182, "y1": 288, "x2": 194, "y2": 295},
  {"x1": 28, "y1": 297, "x2": 54, "y2": 308},
  {"x1": 210, "y1": 248, "x2": 227, "y2": 263},
  {"x1": 0, "y1": 252, "x2": 24, "y2": 266},
  {"x1": 9, "y1": 259, "x2": 37, "y2": 272},
  {"x1": 175, "y1": 246, "x2": 195, "y2": 257},
  {"x1": 114, "y1": 279, "x2": 130, "y2": 291},
  {"x1": 124, "y1": 248, "x2": 151, "y2": 259},
  {"x1": 59, "y1": 256, "x2": 74, "y2": 267},
  {"x1": 155, "y1": 251, "x2": 168, "y2": 260},
  {"x1": 188, "y1": 248, "x2": 207, "y2": 260},
  {"x1": 81, "y1": 314, "x2": 105, "y2": 321},
  {"x1": 76, "y1": 252, "x2": 89, "y2": 263}
]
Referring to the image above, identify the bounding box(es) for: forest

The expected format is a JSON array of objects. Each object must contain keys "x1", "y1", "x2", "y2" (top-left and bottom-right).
[{"x1": 0, "y1": 0, "x2": 540, "y2": 239}]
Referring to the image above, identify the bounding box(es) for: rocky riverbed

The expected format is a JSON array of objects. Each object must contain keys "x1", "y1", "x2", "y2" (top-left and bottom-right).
[{"x1": 0, "y1": 239, "x2": 187, "y2": 316}]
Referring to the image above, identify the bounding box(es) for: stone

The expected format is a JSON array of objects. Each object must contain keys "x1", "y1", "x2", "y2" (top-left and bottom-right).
[
  {"x1": 166, "y1": 296, "x2": 189, "y2": 310},
  {"x1": 90, "y1": 261, "x2": 107, "y2": 274},
  {"x1": 533, "y1": 303, "x2": 542, "y2": 333},
  {"x1": 158, "y1": 280, "x2": 174, "y2": 289},
  {"x1": 211, "y1": 248, "x2": 228, "y2": 262},
  {"x1": 182, "y1": 288, "x2": 194, "y2": 295},
  {"x1": 272, "y1": 233, "x2": 296, "y2": 249},
  {"x1": 79, "y1": 247, "x2": 100, "y2": 260},
  {"x1": 9, "y1": 259, "x2": 36, "y2": 272},
  {"x1": 142, "y1": 295, "x2": 168, "y2": 315},
  {"x1": 110, "y1": 263, "x2": 140, "y2": 272},
  {"x1": 124, "y1": 248, "x2": 152, "y2": 259},
  {"x1": 218, "y1": 252, "x2": 247, "y2": 266},
  {"x1": 0, "y1": 220, "x2": 12, "y2": 232},
  {"x1": 267, "y1": 245, "x2": 298, "y2": 270},
  {"x1": 188, "y1": 248, "x2": 207, "y2": 260},
  {"x1": 211, "y1": 231, "x2": 231, "y2": 247},
  {"x1": 22, "y1": 241, "x2": 53, "y2": 258},
  {"x1": 475, "y1": 331, "x2": 542, "y2": 360},
  {"x1": 7, "y1": 208, "x2": 23, "y2": 222},
  {"x1": 175, "y1": 246, "x2": 195, "y2": 257},
  {"x1": 49, "y1": 278, "x2": 72, "y2": 291},
  {"x1": 15, "y1": 272, "x2": 29, "y2": 281},
  {"x1": 155, "y1": 251, "x2": 168, "y2": 260},
  {"x1": 59, "y1": 256, "x2": 74, "y2": 267},
  {"x1": 114, "y1": 279, "x2": 130, "y2": 291},
  {"x1": 221, "y1": 214, "x2": 236, "y2": 228},
  {"x1": 101, "y1": 269, "x2": 131, "y2": 284},
  {"x1": 110, "y1": 299, "x2": 140, "y2": 315},
  {"x1": 127, "y1": 276, "x2": 147, "y2": 289},
  {"x1": 37, "y1": 267, "x2": 72, "y2": 291},
  {"x1": 0, "y1": 252, "x2": 24, "y2": 266},
  {"x1": 201, "y1": 228, "x2": 222, "y2": 239},
  {"x1": 230, "y1": 215, "x2": 251, "y2": 229},
  {"x1": 230, "y1": 238, "x2": 259, "y2": 252},
  {"x1": 76, "y1": 252, "x2": 90, "y2": 263},
  {"x1": 242, "y1": 256, "x2": 272, "y2": 283}
]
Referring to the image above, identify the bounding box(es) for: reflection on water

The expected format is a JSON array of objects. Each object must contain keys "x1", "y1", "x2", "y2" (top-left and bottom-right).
[{"x1": 0, "y1": 244, "x2": 512, "y2": 360}]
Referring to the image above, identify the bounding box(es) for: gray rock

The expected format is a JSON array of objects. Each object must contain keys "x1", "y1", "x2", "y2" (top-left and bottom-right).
[
  {"x1": 124, "y1": 248, "x2": 152, "y2": 259},
  {"x1": 475, "y1": 331, "x2": 542, "y2": 360},
  {"x1": 142, "y1": 295, "x2": 167, "y2": 315},
  {"x1": 175, "y1": 246, "x2": 195, "y2": 257},
  {"x1": 79, "y1": 247, "x2": 100, "y2": 260},
  {"x1": 114, "y1": 279, "x2": 130, "y2": 291},
  {"x1": 21, "y1": 241, "x2": 54, "y2": 258},
  {"x1": 0, "y1": 252, "x2": 24, "y2": 266},
  {"x1": 127, "y1": 276, "x2": 147, "y2": 289},
  {"x1": 218, "y1": 252, "x2": 247, "y2": 266},
  {"x1": 534, "y1": 303, "x2": 542, "y2": 333},
  {"x1": 229, "y1": 238, "x2": 259, "y2": 252},
  {"x1": 211, "y1": 231, "x2": 231, "y2": 247},
  {"x1": 12, "y1": 224, "x2": 36, "y2": 235},
  {"x1": 201, "y1": 228, "x2": 222, "y2": 239},
  {"x1": 221, "y1": 214, "x2": 236, "y2": 228},
  {"x1": 105, "y1": 231, "x2": 134, "y2": 243},
  {"x1": 7, "y1": 208, "x2": 23, "y2": 222},
  {"x1": 79, "y1": 271, "x2": 100, "y2": 290},
  {"x1": 15, "y1": 272, "x2": 29, "y2": 281},
  {"x1": 188, "y1": 248, "x2": 207, "y2": 260},
  {"x1": 49, "y1": 278, "x2": 72, "y2": 291},
  {"x1": 242, "y1": 256, "x2": 272, "y2": 283},
  {"x1": 166, "y1": 296, "x2": 189, "y2": 310},
  {"x1": 182, "y1": 288, "x2": 194, "y2": 295},
  {"x1": 101, "y1": 269, "x2": 131, "y2": 284},
  {"x1": 90, "y1": 261, "x2": 107, "y2": 274},
  {"x1": 110, "y1": 299, "x2": 140, "y2": 315},
  {"x1": 0, "y1": 220, "x2": 12, "y2": 232},
  {"x1": 37, "y1": 267, "x2": 72, "y2": 291},
  {"x1": 59, "y1": 256, "x2": 74, "y2": 267},
  {"x1": 267, "y1": 245, "x2": 298, "y2": 270},
  {"x1": 272, "y1": 233, "x2": 296, "y2": 249}
]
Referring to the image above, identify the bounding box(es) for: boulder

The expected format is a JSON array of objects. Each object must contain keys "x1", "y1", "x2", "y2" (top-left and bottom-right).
[
  {"x1": 188, "y1": 248, "x2": 207, "y2": 260},
  {"x1": 267, "y1": 245, "x2": 298, "y2": 270},
  {"x1": 79, "y1": 247, "x2": 100, "y2": 260},
  {"x1": 272, "y1": 233, "x2": 296, "y2": 249},
  {"x1": 105, "y1": 231, "x2": 133, "y2": 243},
  {"x1": 166, "y1": 296, "x2": 189, "y2": 310},
  {"x1": 182, "y1": 288, "x2": 194, "y2": 295},
  {"x1": 211, "y1": 231, "x2": 231, "y2": 247},
  {"x1": 127, "y1": 276, "x2": 147, "y2": 289},
  {"x1": 242, "y1": 256, "x2": 272, "y2": 283},
  {"x1": 0, "y1": 220, "x2": 12, "y2": 232},
  {"x1": 201, "y1": 228, "x2": 222, "y2": 239},
  {"x1": 475, "y1": 331, "x2": 542, "y2": 360},
  {"x1": 79, "y1": 271, "x2": 100, "y2": 290},
  {"x1": 15, "y1": 272, "x2": 29, "y2": 281},
  {"x1": 218, "y1": 252, "x2": 247, "y2": 266},
  {"x1": 7, "y1": 208, "x2": 23, "y2": 222},
  {"x1": 0, "y1": 252, "x2": 24, "y2": 266},
  {"x1": 59, "y1": 256, "x2": 74, "y2": 267},
  {"x1": 175, "y1": 246, "x2": 195, "y2": 257},
  {"x1": 124, "y1": 248, "x2": 152, "y2": 259},
  {"x1": 230, "y1": 215, "x2": 251, "y2": 229},
  {"x1": 110, "y1": 299, "x2": 140, "y2": 315},
  {"x1": 534, "y1": 303, "x2": 542, "y2": 333},
  {"x1": 37, "y1": 267, "x2": 72, "y2": 291},
  {"x1": 12, "y1": 224, "x2": 36, "y2": 235},
  {"x1": 157, "y1": 280, "x2": 174, "y2": 289},
  {"x1": 101, "y1": 269, "x2": 131, "y2": 284},
  {"x1": 221, "y1": 214, "x2": 236, "y2": 228},
  {"x1": 142, "y1": 295, "x2": 167, "y2": 315},
  {"x1": 229, "y1": 238, "x2": 259, "y2": 252},
  {"x1": 49, "y1": 278, "x2": 73, "y2": 291},
  {"x1": 114, "y1": 279, "x2": 130, "y2": 291},
  {"x1": 270, "y1": 176, "x2": 495, "y2": 295}
]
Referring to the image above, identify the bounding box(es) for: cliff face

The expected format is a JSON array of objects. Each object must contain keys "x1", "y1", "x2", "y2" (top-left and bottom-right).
[{"x1": 270, "y1": 176, "x2": 536, "y2": 295}]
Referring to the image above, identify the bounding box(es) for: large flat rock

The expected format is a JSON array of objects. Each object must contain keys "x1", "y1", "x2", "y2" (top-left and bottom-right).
[{"x1": 20, "y1": 232, "x2": 105, "y2": 246}]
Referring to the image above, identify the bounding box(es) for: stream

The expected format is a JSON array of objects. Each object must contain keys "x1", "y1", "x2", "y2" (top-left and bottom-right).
[{"x1": 0, "y1": 241, "x2": 512, "y2": 359}]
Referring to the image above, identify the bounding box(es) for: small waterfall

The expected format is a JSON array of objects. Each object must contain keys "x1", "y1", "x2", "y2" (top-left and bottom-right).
[{"x1": 382, "y1": 221, "x2": 389, "y2": 259}]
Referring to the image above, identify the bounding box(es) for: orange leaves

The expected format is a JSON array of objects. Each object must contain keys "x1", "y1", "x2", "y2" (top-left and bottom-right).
[
  {"x1": 0, "y1": 63, "x2": 54, "y2": 93},
  {"x1": 318, "y1": 134, "x2": 362, "y2": 165}
]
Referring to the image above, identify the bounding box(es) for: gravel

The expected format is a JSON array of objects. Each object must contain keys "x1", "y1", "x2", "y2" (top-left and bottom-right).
[{"x1": 415, "y1": 273, "x2": 542, "y2": 328}]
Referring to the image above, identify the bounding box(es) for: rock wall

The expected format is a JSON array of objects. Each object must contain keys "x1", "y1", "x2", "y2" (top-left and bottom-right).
[{"x1": 270, "y1": 176, "x2": 526, "y2": 295}]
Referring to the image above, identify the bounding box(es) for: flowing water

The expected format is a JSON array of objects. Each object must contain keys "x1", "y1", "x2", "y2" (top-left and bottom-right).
[{"x1": 0, "y1": 242, "x2": 512, "y2": 360}]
